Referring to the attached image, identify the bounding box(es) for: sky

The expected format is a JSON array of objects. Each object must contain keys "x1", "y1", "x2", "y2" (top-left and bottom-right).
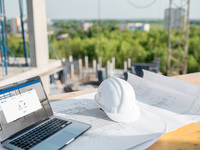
[{"x1": 4, "y1": 0, "x2": 200, "y2": 20}]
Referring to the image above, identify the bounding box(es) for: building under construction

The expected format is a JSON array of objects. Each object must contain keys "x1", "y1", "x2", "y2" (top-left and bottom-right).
[
  {"x1": 0, "y1": 0, "x2": 191, "y2": 94},
  {"x1": 0, "y1": 0, "x2": 62, "y2": 95}
]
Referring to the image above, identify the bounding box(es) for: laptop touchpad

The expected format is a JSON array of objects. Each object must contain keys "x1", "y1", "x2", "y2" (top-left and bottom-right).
[{"x1": 47, "y1": 131, "x2": 76, "y2": 146}]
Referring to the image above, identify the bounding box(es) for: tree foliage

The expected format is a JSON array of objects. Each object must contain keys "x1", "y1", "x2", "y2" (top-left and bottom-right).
[{"x1": 6, "y1": 20, "x2": 200, "y2": 75}]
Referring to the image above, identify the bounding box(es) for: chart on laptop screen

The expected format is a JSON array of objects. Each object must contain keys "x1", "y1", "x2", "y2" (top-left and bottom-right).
[{"x1": 0, "y1": 78, "x2": 53, "y2": 142}]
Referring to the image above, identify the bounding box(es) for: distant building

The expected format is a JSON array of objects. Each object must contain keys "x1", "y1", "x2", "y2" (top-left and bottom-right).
[
  {"x1": 118, "y1": 23, "x2": 150, "y2": 32},
  {"x1": 48, "y1": 31, "x2": 54, "y2": 35},
  {"x1": 47, "y1": 18, "x2": 53, "y2": 26},
  {"x1": 79, "y1": 22, "x2": 93, "y2": 31},
  {"x1": 56, "y1": 33, "x2": 69, "y2": 40},
  {"x1": 10, "y1": 17, "x2": 20, "y2": 33},
  {"x1": 9, "y1": 17, "x2": 28, "y2": 33},
  {"x1": 164, "y1": 8, "x2": 186, "y2": 30}
]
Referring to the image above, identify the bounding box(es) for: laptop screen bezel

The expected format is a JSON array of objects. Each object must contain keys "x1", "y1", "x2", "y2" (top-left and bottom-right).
[{"x1": 0, "y1": 76, "x2": 53, "y2": 143}]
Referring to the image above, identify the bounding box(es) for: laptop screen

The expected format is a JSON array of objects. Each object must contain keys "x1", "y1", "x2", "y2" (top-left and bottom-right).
[{"x1": 0, "y1": 76, "x2": 53, "y2": 142}]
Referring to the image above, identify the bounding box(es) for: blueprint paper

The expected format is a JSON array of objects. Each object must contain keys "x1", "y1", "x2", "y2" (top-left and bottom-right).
[
  {"x1": 127, "y1": 72, "x2": 200, "y2": 132},
  {"x1": 128, "y1": 135, "x2": 162, "y2": 150},
  {"x1": 143, "y1": 70, "x2": 200, "y2": 98},
  {"x1": 51, "y1": 93, "x2": 166, "y2": 150}
]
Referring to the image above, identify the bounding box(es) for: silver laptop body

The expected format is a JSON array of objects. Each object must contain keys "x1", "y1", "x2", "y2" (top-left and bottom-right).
[{"x1": 0, "y1": 76, "x2": 91, "y2": 150}]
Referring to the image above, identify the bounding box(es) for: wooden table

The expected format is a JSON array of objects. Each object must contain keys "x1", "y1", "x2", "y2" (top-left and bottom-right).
[{"x1": 49, "y1": 72, "x2": 200, "y2": 150}]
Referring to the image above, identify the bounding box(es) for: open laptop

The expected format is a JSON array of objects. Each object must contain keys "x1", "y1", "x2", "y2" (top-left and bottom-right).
[{"x1": 0, "y1": 76, "x2": 91, "y2": 150}]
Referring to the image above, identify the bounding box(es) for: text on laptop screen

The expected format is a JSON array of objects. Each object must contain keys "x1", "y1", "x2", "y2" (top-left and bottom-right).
[{"x1": 0, "y1": 77, "x2": 53, "y2": 142}]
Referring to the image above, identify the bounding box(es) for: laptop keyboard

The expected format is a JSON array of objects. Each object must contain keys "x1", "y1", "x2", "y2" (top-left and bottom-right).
[{"x1": 10, "y1": 118, "x2": 72, "y2": 150}]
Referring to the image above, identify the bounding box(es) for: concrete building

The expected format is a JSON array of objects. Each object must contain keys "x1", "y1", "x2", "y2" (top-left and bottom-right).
[
  {"x1": 9, "y1": 17, "x2": 28, "y2": 33},
  {"x1": 47, "y1": 18, "x2": 53, "y2": 26},
  {"x1": 56, "y1": 33, "x2": 69, "y2": 40},
  {"x1": 118, "y1": 23, "x2": 150, "y2": 32},
  {"x1": 79, "y1": 22, "x2": 93, "y2": 31},
  {"x1": 164, "y1": 8, "x2": 186, "y2": 30},
  {"x1": 0, "y1": 0, "x2": 62, "y2": 95},
  {"x1": 48, "y1": 31, "x2": 54, "y2": 35}
]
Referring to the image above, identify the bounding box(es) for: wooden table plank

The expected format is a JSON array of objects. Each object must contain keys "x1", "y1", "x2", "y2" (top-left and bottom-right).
[
  {"x1": 147, "y1": 122, "x2": 200, "y2": 150},
  {"x1": 173, "y1": 72, "x2": 200, "y2": 86}
]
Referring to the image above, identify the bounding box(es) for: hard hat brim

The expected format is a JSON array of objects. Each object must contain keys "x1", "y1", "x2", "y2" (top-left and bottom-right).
[{"x1": 95, "y1": 100, "x2": 140, "y2": 123}]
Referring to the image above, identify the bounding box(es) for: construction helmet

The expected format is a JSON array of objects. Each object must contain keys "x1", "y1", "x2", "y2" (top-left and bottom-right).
[{"x1": 94, "y1": 77, "x2": 140, "y2": 123}]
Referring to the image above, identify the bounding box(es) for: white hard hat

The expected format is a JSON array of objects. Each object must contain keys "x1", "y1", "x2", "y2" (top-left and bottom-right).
[{"x1": 95, "y1": 77, "x2": 140, "y2": 123}]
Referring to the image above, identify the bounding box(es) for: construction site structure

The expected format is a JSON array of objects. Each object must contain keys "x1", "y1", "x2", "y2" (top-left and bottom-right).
[
  {"x1": 0, "y1": 0, "x2": 62, "y2": 95},
  {"x1": 0, "y1": 0, "x2": 30, "y2": 76},
  {"x1": 166, "y1": 0, "x2": 190, "y2": 76}
]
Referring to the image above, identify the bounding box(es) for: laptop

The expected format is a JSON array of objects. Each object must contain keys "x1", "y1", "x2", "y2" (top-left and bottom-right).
[{"x1": 0, "y1": 76, "x2": 91, "y2": 150}]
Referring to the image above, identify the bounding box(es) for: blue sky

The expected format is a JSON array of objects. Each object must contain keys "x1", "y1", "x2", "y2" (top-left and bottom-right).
[{"x1": 4, "y1": 0, "x2": 200, "y2": 20}]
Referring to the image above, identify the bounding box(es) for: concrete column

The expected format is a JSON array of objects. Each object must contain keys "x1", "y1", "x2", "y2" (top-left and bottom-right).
[
  {"x1": 106, "y1": 60, "x2": 111, "y2": 78},
  {"x1": 69, "y1": 55, "x2": 73, "y2": 63},
  {"x1": 70, "y1": 64, "x2": 74, "y2": 79},
  {"x1": 110, "y1": 62, "x2": 114, "y2": 77},
  {"x1": 78, "y1": 58, "x2": 82, "y2": 77},
  {"x1": 69, "y1": 55, "x2": 74, "y2": 79},
  {"x1": 124, "y1": 61, "x2": 127, "y2": 72},
  {"x1": 128, "y1": 58, "x2": 131, "y2": 68},
  {"x1": 26, "y1": 0, "x2": 49, "y2": 67},
  {"x1": 92, "y1": 59, "x2": 96, "y2": 73},
  {"x1": 112, "y1": 57, "x2": 115, "y2": 71},
  {"x1": 84, "y1": 56, "x2": 88, "y2": 69}
]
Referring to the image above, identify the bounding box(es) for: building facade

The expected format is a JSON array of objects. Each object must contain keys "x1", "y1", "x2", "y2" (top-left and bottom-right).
[
  {"x1": 164, "y1": 8, "x2": 186, "y2": 30},
  {"x1": 9, "y1": 17, "x2": 28, "y2": 33},
  {"x1": 79, "y1": 22, "x2": 93, "y2": 31},
  {"x1": 118, "y1": 23, "x2": 150, "y2": 32}
]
